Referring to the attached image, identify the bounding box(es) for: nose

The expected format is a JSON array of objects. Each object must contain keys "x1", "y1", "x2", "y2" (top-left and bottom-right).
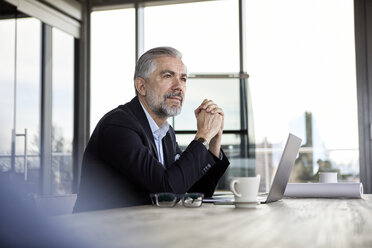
[{"x1": 172, "y1": 77, "x2": 185, "y2": 93}]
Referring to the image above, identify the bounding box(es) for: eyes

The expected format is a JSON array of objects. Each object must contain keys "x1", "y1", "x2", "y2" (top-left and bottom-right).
[{"x1": 163, "y1": 73, "x2": 187, "y2": 83}]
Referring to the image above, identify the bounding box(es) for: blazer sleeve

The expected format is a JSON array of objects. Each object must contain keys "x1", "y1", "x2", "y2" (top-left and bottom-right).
[
  {"x1": 188, "y1": 149, "x2": 230, "y2": 197},
  {"x1": 98, "y1": 123, "x2": 222, "y2": 194}
]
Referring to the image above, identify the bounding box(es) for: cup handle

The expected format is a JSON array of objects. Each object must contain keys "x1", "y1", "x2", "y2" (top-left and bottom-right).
[{"x1": 230, "y1": 179, "x2": 242, "y2": 197}]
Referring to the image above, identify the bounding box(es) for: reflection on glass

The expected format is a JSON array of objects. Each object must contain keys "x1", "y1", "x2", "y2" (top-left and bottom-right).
[
  {"x1": 174, "y1": 78, "x2": 240, "y2": 130},
  {"x1": 52, "y1": 28, "x2": 74, "y2": 194},
  {"x1": 245, "y1": 0, "x2": 358, "y2": 188},
  {"x1": 144, "y1": 0, "x2": 239, "y2": 73},
  {"x1": 90, "y1": 9, "x2": 136, "y2": 133}
]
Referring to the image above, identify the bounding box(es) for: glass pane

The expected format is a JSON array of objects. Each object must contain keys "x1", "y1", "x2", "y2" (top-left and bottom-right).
[
  {"x1": 174, "y1": 78, "x2": 240, "y2": 130},
  {"x1": 90, "y1": 9, "x2": 136, "y2": 133},
  {"x1": 15, "y1": 17, "x2": 41, "y2": 182},
  {"x1": 0, "y1": 19, "x2": 15, "y2": 173},
  {"x1": 144, "y1": 0, "x2": 239, "y2": 73},
  {"x1": 173, "y1": 134, "x2": 193, "y2": 149},
  {"x1": 219, "y1": 134, "x2": 253, "y2": 189},
  {"x1": 245, "y1": 0, "x2": 358, "y2": 185},
  {"x1": 52, "y1": 28, "x2": 74, "y2": 194},
  {"x1": 175, "y1": 133, "x2": 247, "y2": 190},
  {"x1": 176, "y1": 133, "x2": 240, "y2": 149},
  {"x1": 0, "y1": 8, "x2": 41, "y2": 193}
]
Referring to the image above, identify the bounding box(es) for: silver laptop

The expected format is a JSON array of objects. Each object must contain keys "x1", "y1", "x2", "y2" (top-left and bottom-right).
[{"x1": 206, "y1": 133, "x2": 302, "y2": 204}]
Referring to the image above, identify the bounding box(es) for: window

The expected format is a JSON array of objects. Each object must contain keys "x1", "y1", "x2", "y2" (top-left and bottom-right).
[
  {"x1": 90, "y1": 9, "x2": 136, "y2": 132},
  {"x1": 52, "y1": 27, "x2": 74, "y2": 194},
  {"x1": 0, "y1": 18, "x2": 15, "y2": 173},
  {"x1": 144, "y1": 0, "x2": 248, "y2": 189},
  {"x1": 0, "y1": 1, "x2": 78, "y2": 196},
  {"x1": 0, "y1": 15, "x2": 41, "y2": 188},
  {"x1": 15, "y1": 17, "x2": 41, "y2": 181},
  {"x1": 89, "y1": 0, "x2": 360, "y2": 192},
  {"x1": 245, "y1": 0, "x2": 358, "y2": 189},
  {"x1": 144, "y1": 0, "x2": 239, "y2": 73},
  {"x1": 174, "y1": 78, "x2": 240, "y2": 132}
]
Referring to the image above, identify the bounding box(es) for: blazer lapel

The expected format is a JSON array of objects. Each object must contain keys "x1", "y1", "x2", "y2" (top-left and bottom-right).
[
  {"x1": 128, "y1": 97, "x2": 159, "y2": 160},
  {"x1": 162, "y1": 133, "x2": 174, "y2": 168}
]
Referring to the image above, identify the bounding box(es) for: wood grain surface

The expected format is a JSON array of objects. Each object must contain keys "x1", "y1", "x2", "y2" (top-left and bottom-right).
[{"x1": 54, "y1": 195, "x2": 372, "y2": 248}]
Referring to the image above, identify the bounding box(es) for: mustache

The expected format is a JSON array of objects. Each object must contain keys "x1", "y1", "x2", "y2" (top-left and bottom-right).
[{"x1": 164, "y1": 91, "x2": 184, "y2": 101}]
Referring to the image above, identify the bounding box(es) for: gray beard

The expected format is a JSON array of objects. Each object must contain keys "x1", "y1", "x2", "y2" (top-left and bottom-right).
[{"x1": 145, "y1": 90, "x2": 184, "y2": 118}]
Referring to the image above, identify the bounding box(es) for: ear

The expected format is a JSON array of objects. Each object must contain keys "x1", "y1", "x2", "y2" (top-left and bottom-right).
[{"x1": 134, "y1": 77, "x2": 147, "y2": 96}]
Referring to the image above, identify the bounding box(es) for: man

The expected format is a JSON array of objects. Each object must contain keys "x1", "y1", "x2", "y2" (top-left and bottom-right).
[{"x1": 73, "y1": 47, "x2": 230, "y2": 212}]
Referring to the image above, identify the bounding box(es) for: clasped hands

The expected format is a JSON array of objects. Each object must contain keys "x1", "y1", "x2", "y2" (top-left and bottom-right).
[{"x1": 194, "y1": 99, "x2": 224, "y2": 157}]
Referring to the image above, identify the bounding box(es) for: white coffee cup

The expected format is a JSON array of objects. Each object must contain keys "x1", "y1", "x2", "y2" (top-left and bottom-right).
[
  {"x1": 319, "y1": 172, "x2": 338, "y2": 183},
  {"x1": 230, "y1": 175, "x2": 261, "y2": 203}
]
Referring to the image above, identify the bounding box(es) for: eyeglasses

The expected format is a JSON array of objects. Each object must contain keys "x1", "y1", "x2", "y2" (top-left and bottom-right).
[{"x1": 150, "y1": 192, "x2": 204, "y2": 208}]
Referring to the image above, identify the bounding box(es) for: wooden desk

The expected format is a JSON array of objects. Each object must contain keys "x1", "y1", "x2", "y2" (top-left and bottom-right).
[{"x1": 54, "y1": 195, "x2": 372, "y2": 248}]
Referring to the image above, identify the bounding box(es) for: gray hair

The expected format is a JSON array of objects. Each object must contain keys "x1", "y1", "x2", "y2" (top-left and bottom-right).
[{"x1": 134, "y1": 46, "x2": 183, "y2": 82}]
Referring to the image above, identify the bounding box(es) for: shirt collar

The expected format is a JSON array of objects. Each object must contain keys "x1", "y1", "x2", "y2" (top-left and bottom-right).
[{"x1": 139, "y1": 99, "x2": 170, "y2": 139}]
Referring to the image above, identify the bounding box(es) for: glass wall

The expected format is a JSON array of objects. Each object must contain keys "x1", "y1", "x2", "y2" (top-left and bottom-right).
[
  {"x1": 0, "y1": 18, "x2": 15, "y2": 175},
  {"x1": 144, "y1": 0, "x2": 239, "y2": 73},
  {"x1": 15, "y1": 17, "x2": 41, "y2": 184},
  {"x1": 0, "y1": 1, "x2": 77, "y2": 196},
  {"x1": 90, "y1": 0, "x2": 359, "y2": 191},
  {"x1": 174, "y1": 78, "x2": 240, "y2": 132},
  {"x1": 52, "y1": 28, "x2": 74, "y2": 194},
  {"x1": 144, "y1": 0, "x2": 245, "y2": 188},
  {"x1": 245, "y1": 0, "x2": 358, "y2": 190},
  {"x1": 0, "y1": 14, "x2": 41, "y2": 194},
  {"x1": 90, "y1": 8, "x2": 136, "y2": 131}
]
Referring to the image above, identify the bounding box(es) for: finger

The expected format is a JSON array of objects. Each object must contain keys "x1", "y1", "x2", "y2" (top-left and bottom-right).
[
  {"x1": 211, "y1": 107, "x2": 224, "y2": 116},
  {"x1": 203, "y1": 102, "x2": 220, "y2": 113},
  {"x1": 194, "y1": 108, "x2": 200, "y2": 117},
  {"x1": 196, "y1": 99, "x2": 210, "y2": 110},
  {"x1": 206, "y1": 104, "x2": 220, "y2": 113},
  {"x1": 200, "y1": 99, "x2": 214, "y2": 110},
  {"x1": 195, "y1": 99, "x2": 212, "y2": 116},
  {"x1": 194, "y1": 104, "x2": 205, "y2": 116}
]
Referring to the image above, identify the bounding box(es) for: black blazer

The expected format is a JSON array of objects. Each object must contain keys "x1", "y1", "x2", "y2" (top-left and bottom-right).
[{"x1": 73, "y1": 97, "x2": 229, "y2": 212}]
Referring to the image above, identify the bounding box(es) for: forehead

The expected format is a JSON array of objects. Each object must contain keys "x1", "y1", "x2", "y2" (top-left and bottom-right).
[{"x1": 154, "y1": 56, "x2": 187, "y2": 74}]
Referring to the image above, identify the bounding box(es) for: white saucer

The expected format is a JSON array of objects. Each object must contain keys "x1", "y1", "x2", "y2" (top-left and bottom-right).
[{"x1": 234, "y1": 201, "x2": 260, "y2": 209}]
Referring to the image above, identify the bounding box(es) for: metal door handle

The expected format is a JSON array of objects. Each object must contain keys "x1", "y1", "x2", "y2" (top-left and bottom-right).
[{"x1": 11, "y1": 128, "x2": 28, "y2": 181}]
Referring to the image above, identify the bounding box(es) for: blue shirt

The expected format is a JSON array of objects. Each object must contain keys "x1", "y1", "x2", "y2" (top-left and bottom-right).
[{"x1": 139, "y1": 100, "x2": 170, "y2": 166}]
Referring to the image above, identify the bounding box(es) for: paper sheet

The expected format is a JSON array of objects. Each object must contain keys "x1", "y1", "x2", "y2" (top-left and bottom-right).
[{"x1": 283, "y1": 183, "x2": 363, "y2": 199}]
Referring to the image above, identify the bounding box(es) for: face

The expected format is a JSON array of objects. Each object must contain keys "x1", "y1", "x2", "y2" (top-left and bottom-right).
[{"x1": 144, "y1": 56, "x2": 187, "y2": 118}]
